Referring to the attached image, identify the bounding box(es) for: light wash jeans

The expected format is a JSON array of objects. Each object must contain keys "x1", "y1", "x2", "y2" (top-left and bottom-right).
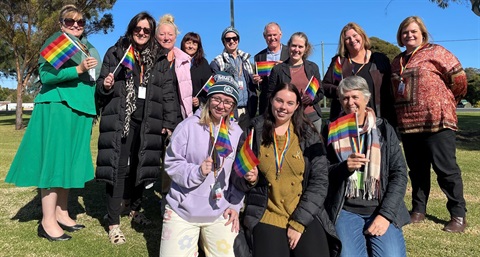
[{"x1": 335, "y1": 209, "x2": 406, "y2": 257}]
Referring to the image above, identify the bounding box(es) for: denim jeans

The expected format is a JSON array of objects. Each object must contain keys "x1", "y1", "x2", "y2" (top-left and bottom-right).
[{"x1": 336, "y1": 209, "x2": 406, "y2": 257}]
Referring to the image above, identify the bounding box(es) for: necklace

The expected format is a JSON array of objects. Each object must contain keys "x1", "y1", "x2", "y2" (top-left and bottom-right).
[
  {"x1": 349, "y1": 50, "x2": 368, "y2": 76},
  {"x1": 289, "y1": 63, "x2": 304, "y2": 74}
]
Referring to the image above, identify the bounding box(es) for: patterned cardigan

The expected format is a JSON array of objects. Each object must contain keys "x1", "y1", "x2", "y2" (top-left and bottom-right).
[{"x1": 390, "y1": 43, "x2": 467, "y2": 134}]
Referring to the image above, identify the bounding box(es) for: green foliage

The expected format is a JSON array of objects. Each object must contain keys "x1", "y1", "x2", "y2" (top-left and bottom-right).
[
  {"x1": 369, "y1": 36, "x2": 402, "y2": 61},
  {"x1": 429, "y1": 0, "x2": 469, "y2": 8},
  {"x1": 465, "y1": 67, "x2": 480, "y2": 106}
]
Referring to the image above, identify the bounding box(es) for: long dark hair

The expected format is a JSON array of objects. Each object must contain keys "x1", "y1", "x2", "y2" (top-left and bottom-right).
[
  {"x1": 180, "y1": 32, "x2": 206, "y2": 66},
  {"x1": 262, "y1": 83, "x2": 313, "y2": 146},
  {"x1": 124, "y1": 12, "x2": 156, "y2": 51}
]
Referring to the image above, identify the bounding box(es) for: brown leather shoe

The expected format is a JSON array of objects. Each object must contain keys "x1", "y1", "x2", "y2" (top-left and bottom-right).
[
  {"x1": 410, "y1": 212, "x2": 426, "y2": 223},
  {"x1": 443, "y1": 217, "x2": 467, "y2": 233}
]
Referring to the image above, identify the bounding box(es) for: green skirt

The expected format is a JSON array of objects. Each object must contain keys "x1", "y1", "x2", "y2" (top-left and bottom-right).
[{"x1": 5, "y1": 102, "x2": 95, "y2": 188}]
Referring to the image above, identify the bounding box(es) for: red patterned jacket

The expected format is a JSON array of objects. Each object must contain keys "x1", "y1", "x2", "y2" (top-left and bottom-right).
[{"x1": 391, "y1": 44, "x2": 467, "y2": 133}]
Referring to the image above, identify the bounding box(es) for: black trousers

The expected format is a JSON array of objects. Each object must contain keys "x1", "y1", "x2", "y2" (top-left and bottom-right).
[
  {"x1": 252, "y1": 219, "x2": 330, "y2": 257},
  {"x1": 402, "y1": 129, "x2": 466, "y2": 217},
  {"x1": 106, "y1": 118, "x2": 145, "y2": 225}
]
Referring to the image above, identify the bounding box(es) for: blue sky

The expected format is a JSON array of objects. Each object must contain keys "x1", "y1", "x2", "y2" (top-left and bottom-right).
[{"x1": 2, "y1": 0, "x2": 480, "y2": 88}]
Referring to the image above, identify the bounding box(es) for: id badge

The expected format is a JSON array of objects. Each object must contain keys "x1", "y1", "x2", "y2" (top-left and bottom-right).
[
  {"x1": 210, "y1": 182, "x2": 222, "y2": 200},
  {"x1": 138, "y1": 86, "x2": 146, "y2": 99},
  {"x1": 397, "y1": 81, "x2": 405, "y2": 95},
  {"x1": 238, "y1": 80, "x2": 244, "y2": 90},
  {"x1": 88, "y1": 69, "x2": 96, "y2": 81}
]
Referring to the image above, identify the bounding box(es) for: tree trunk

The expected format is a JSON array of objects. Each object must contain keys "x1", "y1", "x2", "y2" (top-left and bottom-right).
[{"x1": 15, "y1": 79, "x2": 24, "y2": 130}]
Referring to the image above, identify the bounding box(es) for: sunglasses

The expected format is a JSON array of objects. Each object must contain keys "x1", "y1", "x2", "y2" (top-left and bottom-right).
[
  {"x1": 62, "y1": 18, "x2": 86, "y2": 27},
  {"x1": 133, "y1": 26, "x2": 152, "y2": 35},
  {"x1": 224, "y1": 36, "x2": 238, "y2": 42}
]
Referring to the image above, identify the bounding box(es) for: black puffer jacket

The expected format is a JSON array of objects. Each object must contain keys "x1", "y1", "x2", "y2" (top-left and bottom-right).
[
  {"x1": 234, "y1": 116, "x2": 341, "y2": 257},
  {"x1": 325, "y1": 118, "x2": 410, "y2": 228},
  {"x1": 95, "y1": 38, "x2": 177, "y2": 186}
]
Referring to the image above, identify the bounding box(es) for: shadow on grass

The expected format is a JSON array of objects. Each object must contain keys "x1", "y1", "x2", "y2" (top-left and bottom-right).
[
  {"x1": 425, "y1": 213, "x2": 448, "y2": 226},
  {"x1": 0, "y1": 112, "x2": 31, "y2": 126},
  {"x1": 8, "y1": 178, "x2": 164, "y2": 256}
]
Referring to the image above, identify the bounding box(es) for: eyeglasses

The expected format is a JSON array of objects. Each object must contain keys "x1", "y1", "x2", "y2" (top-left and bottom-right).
[
  {"x1": 62, "y1": 18, "x2": 86, "y2": 27},
  {"x1": 211, "y1": 96, "x2": 235, "y2": 108},
  {"x1": 133, "y1": 26, "x2": 152, "y2": 35},
  {"x1": 224, "y1": 36, "x2": 238, "y2": 42}
]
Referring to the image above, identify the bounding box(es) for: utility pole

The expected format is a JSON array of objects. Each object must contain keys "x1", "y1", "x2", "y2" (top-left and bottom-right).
[
  {"x1": 230, "y1": 0, "x2": 235, "y2": 27},
  {"x1": 321, "y1": 41, "x2": 326, "y2": 108}
]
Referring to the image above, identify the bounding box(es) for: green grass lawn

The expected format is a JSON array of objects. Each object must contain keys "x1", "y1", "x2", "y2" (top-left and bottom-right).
[{"x1": 0, "y1": 112, "x2": 479, "y2": 256}]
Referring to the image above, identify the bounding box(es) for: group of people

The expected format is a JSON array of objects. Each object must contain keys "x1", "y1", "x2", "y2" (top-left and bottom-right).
[{"x1": 5, "y1": 4, "x2": 468, "y2": 257}]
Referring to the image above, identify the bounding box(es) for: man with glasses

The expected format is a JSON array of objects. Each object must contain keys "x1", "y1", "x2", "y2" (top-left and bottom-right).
[
  {"x1": 210, "y1": 26, "x2": 257, "y2": 130},
  {"x1": 253, "y1": 22, "x2": 289, "y2": 115}
]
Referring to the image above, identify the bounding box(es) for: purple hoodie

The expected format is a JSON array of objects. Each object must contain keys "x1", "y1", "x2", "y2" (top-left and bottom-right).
[{"x1": 165, "y1": 109, "x2": 244, "y2": 223}]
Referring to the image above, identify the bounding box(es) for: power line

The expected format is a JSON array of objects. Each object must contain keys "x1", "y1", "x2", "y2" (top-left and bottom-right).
[{"x1": 313, "y1": 38, "x2": 480, "y2": 47}]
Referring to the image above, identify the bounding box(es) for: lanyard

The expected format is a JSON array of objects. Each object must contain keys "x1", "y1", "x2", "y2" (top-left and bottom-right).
[
  {"x1": 399, "y1": 44, "x2": 424, "y2": 76},
  {"x1": 273, "y1": 126, "x2": 291, "y2": 179},
  {"x1": 134, "y1": 50, "x2": 144, "y2": 84},
  {"x1": 349, "y1": 51, "x2": 368, "y2": 76}
]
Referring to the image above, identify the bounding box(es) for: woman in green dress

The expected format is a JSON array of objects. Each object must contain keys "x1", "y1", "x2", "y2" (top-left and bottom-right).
[{"x1": 5, "y1": 4, "x2": 101, "y2": 241}]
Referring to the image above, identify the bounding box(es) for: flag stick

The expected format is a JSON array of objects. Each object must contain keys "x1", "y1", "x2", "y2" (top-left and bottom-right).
[
  {"x1": 209, "y1": 116, "x2": 224, "y2": 157},
  {"x1": 195, "y1": 75, "x2": 213, "y2": 98},
  {"x1": 304, "y1": 75, "x2": 314, "y2": 94},
  {"x1": 63, "y1": 33, "x2": 89, "y2": 57},
  {"x1": 112, "y1": 44, "x2": 131, "y2": 75}
]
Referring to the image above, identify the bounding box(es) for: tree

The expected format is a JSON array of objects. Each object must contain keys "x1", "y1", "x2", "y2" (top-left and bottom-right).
[
  {"x1": 429, "y1": 0, "x2": 469, "y2": 8},
  {"x1": 0, "y1": 0, "x2": 116, "y2": 130},
  {"x1": 369, "y1": 37, "x2": 401, "y2": 62},
  {"x1": 464, "y1": 67, "x2": 480, "y2": 107}
]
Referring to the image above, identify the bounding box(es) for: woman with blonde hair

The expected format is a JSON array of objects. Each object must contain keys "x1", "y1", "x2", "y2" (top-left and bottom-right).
[
  {"x1": 323, "y1": 22, "x2": 396, "y2": 126},
  {"x1": 6, "y1": 4, "x2": 100, "y2": 241},
  {"x1": 159, "y1": 72, "x2": 244, "y2": 257},
  {"x1": 391, "y1": 16, "x2": 468, "y2": 233}
]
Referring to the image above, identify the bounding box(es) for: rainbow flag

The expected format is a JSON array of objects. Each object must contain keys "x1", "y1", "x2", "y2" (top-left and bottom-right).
[
  {"x1": 233, "y1": 129, "x2": 259, "y2": 177},
  {"x1": 40, "y1": 33, "x2": 80, "y2": 70},
  {"x1": 327, "y1": 112, "x2": 358, "y2": 145},
  {"x1": 304, "y1": 76, "x2": 320, "y2": 100},
  {"x1": 202, "y1": 75, "x2": 215, "y2": 92},
  {"x1": 256, "y1": 61, "x2": 276, "y2": 77},
  {"x1": 121, "y1": 45, "x2": 135, "y2": 70},
  {"x1": 333, "y1": 56, "x2": 342, "y2": 81},
  {"x1": 229, "y1": 111, "x2": 235, "y2": 122},
  {"x1": 214, "y1": 117, "x2": 233, "y2": 157}
]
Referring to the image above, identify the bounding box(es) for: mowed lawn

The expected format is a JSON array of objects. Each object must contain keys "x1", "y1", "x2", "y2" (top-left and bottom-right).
[{"x1": 0, "y1": 111, "x2": 479, "y2": 256}]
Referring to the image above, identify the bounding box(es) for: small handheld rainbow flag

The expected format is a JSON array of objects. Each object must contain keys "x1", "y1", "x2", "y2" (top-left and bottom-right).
[
  {"x1": 233, "y1": 129, "x2": 259, "y2": 177},
  {"x1": 195, "y1": 75, "x2": 215, "y2": 97},
  {"x1": 327, "y1": 112, "x2": 358, "y2": 146},
  {"x1": 121, "y1": 45, "x2": 135, "y2": 70},
  {"x1": 113, "y1": 44, "x2": 135, "y2": 75},
  {"x1": 333, "y1": 56, "x2": 342, "y2": 81},
  {"x1": 214, "y1": 117, "x2": 233, "y2": 157},
  {"x1": 256, "y1": 61, "x2": 276, "y2": 77},
  {"x1": 41, "y1": 33, "x2": 81, "y2": 70},
  {"x1": 229, "y1": 111, "x2": 235, "y2": 122},
  {"x1": 304, "y1": 76, "x2": 321, "y2": 101}
]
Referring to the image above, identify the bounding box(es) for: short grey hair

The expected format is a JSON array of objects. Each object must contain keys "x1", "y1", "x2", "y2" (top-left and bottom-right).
[{"x1": 337, "y1": 76, "x2": 371, "y2": 100}]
